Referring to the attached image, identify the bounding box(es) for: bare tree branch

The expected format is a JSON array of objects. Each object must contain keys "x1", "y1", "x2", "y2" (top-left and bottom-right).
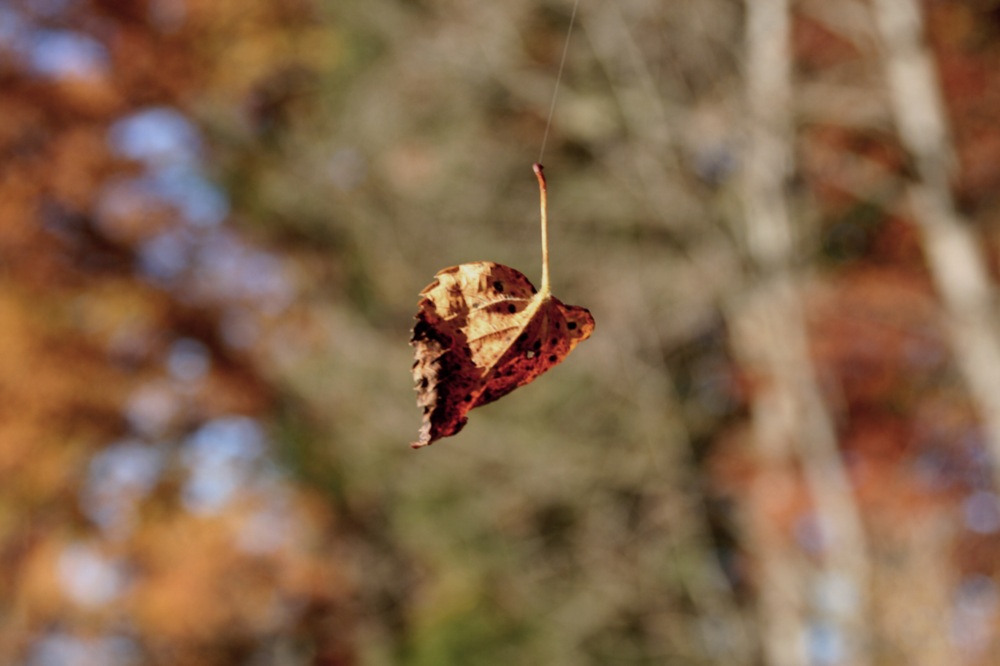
[
  {"x1": 735, "y1": 1, "x2": 873, "y2": 664},
  {"x1": 872, "y1": 0, "x2": 1000, "y2": 494}
]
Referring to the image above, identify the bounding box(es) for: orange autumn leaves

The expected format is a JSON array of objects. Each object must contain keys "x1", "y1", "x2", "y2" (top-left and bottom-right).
[{"x1": 410, "y1": 165, "x2": 594, "y2": 448}]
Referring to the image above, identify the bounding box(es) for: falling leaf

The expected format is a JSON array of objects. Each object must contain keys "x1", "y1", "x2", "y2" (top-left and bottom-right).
[{"x1": 410, "y1": 164, "x2": 594, "y2": 448}]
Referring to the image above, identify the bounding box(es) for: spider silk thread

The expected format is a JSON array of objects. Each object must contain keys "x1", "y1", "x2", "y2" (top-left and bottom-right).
[{"x1": 538, "y1": 0, "x2": 582, "y2": 164}]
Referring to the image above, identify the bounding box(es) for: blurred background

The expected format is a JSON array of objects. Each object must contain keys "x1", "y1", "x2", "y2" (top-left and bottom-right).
[{"x1": 2, "y1": 0, "x2": 1000, "y2": 664}]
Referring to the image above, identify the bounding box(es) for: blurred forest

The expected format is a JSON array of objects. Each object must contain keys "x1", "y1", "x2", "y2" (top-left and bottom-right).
[{"x1": 3, "y1": 0, "x2": 1000, "y2": 664}]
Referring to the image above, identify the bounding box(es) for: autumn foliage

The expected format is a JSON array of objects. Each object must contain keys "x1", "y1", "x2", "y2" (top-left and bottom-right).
[
  {"x1": 0, "y1": 1, "x2": 350, "y2": 664},
  {"x1": 4, "y1": 0, "x2": 1000, "y2": 665}
]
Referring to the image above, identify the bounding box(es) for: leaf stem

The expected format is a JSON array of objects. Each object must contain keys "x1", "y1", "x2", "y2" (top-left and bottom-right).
[{"x1": 533, "y1": 163, "x2": 551, "y2": 298}]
